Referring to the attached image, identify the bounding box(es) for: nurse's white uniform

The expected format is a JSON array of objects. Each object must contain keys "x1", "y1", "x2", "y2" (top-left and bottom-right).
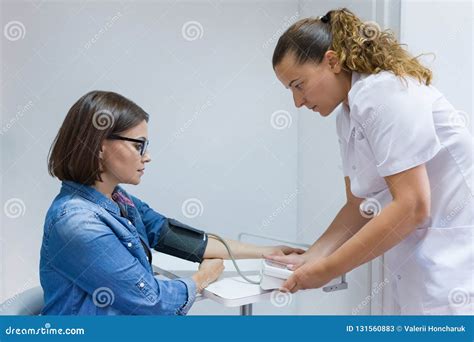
[{"x1": 336, "y1": 71, "x2": 473, "y2": 315}]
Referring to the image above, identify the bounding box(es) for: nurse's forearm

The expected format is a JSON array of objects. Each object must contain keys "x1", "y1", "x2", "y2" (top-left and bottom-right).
[
  {"x1": 203, "y1": 238, "x2": 275, "y2": 259},
  {"x1": 324, "y1": 199, "x2": 426, "y2": 276},
  {"x1": 305, "y1": 202, "x2": 370, "y2": 260}
]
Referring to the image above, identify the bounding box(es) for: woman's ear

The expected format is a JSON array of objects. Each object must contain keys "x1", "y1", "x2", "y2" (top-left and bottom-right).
[{"x1": 324, "y1": 50, "x2": 342, "y2": 73}]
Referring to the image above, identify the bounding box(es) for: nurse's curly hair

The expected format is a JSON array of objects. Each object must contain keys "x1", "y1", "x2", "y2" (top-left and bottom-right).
[{"x1": 272, "y1": 8, "x2": 432, "y2": 85}]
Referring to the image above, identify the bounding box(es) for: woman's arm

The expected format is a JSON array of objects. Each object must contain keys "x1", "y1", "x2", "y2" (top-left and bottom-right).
[
  {"x1": 283, "y1": 164, "x2": 431, "y2": 292},
  {"x1": 203, "y1": 237, "x2": 305, "y2": 259}
]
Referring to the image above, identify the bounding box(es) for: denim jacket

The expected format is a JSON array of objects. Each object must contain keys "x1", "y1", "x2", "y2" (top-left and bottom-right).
[{"x1": 40, "y1": 181, "x2": 197, "y2": 315}]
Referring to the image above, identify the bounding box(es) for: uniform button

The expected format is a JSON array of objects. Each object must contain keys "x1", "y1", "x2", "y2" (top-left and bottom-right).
[
  {"x1": 139, "y1": 282, "x2": 145, "y2": 288},
  {"x1": 352, "y1": 165, "x2": 357, "y2": 170},
  {"x1": 397, "y1": 275, "x2": 402, "y2": 280},
  {"x1": 127, "y1": 242, "x2": 132, "y2": 248}
]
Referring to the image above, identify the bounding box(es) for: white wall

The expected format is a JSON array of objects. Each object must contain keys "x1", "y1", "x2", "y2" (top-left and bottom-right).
[
  {"x1": 0, "y1": 0, "x2": 300, "y2": 315},
  {"x1": 3, "y1": 0, "x2": 468, "y2": 316}
]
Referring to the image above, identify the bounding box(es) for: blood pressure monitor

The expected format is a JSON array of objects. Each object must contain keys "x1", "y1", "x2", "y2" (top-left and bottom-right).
[{"x1": 259, "y1": 259, "x2": 294, "y2": 290}]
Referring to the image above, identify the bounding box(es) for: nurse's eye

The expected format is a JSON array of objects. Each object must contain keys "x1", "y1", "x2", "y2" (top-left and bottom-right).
[
  {"x1": 295, "y1": 82, "x2": 304, "y2": 90},
  {"x1": 133, "y1": 143, "x2": 142, "y2": 151}
]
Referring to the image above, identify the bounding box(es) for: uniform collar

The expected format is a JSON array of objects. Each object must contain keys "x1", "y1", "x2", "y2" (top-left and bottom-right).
[
  {"x1": 343, "y1": 71, "x2": 363, "y2": 141},
  {"x1": 61, "y1": 180, "x2": 121, "y2": 215},
  {"x1": 347, "y1": 71, "x2": 362, "y2": 108}
]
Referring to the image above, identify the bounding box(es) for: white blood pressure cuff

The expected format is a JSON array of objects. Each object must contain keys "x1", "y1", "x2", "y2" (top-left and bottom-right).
[{"x1": 155, "y1": 218, "x2": 208, "y2": 263}]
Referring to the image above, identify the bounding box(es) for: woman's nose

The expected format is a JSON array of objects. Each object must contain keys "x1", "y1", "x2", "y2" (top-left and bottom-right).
[
  {"x1": 293, "y1": 92, "x2": 306, "y2": 108},
  {"x1": 142, "y1": 152, "x2": 151, "y2": 163}
]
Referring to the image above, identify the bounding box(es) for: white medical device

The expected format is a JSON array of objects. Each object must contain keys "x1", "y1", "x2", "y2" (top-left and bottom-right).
[
  {"x1": 259, "y1": 259, "x2": 294, "y2": 290},
  {"x1": 208, "y1": 233, "x2": 348, "y2": 292}
]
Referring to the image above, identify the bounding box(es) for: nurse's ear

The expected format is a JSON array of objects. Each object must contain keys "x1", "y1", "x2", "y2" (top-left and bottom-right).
[{"x1": 324, "y1": 50, "x2": 343, "y2": 73}]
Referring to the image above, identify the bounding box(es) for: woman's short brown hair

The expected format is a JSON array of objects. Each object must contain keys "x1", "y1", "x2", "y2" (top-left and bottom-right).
[{"x1": 48, "y1": 90, "x2": 149, "y2": 185}]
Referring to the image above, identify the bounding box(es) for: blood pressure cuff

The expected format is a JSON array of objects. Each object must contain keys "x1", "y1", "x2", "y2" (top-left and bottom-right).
[{"x1": 155, "y1": 218, "x2": 208, "y2": 263}]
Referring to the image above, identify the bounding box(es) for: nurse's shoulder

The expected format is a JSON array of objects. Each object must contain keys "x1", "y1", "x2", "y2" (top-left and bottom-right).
[{"x1": 348, "y1": 71, "x2": 432, "y2": 125}]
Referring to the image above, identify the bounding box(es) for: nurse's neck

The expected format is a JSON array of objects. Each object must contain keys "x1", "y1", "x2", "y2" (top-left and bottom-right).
[{"x1": 341, "y1": 70, "x2": 352, "y2": 109}]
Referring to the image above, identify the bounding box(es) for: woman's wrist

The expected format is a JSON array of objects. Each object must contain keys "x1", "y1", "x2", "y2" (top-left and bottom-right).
[{"x1": 191, "y1": 272, "x2": 205, "y2": 293}]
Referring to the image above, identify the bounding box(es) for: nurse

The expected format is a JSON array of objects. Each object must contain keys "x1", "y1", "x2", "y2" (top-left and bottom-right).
[{"x1": 266, "y1": 8, "x2": 473, "y2": 314}]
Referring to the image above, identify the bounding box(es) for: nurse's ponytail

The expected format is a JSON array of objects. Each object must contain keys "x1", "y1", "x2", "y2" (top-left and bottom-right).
[{"x1": 272, "y1": 8, "x2": 433, "y2": 85}]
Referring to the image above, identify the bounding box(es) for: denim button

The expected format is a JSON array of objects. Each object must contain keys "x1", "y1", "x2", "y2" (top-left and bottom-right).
[
  {"x1": 127, "y1": 220, "x2": 132, "y2": 225},
  {"x1": 127, "y1": 242, "x2": 132, "y2": 248},
  {"x1": 139, "y1": 282, "x2": 145, "y2": 288}
]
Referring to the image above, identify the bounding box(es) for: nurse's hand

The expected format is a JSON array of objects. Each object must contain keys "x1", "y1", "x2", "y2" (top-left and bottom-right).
[
  {"x1": 263, "y1": 252, "x2": 308, "y2": 270},
  {"x1": 280, "y1": 259, "x2": 335, "y2": 293},
  {"x1": 265, "y1": 246, "x2": 306, "y2": 258}
]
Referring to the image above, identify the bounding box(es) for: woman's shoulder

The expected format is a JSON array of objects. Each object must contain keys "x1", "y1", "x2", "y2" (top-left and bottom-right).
[{"x1": 45, "y1": 192, "x2": 103, "y2": 231}]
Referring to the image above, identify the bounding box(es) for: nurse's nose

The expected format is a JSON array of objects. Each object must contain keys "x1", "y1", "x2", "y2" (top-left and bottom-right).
[{"x1": 292, "y1": 91, "x2": 306, "y2": 108}]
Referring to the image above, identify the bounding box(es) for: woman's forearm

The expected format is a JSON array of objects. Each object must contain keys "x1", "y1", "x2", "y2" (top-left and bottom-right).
[
  {"x1": 324, "y1": 199, "x2": 426, "y2": 277},
  {"x1": 203, "y1": 238, "x2": 274, "y2": 259},
  {"x1": 305, "y1": 202, "x2": 370, "y2": 260}
]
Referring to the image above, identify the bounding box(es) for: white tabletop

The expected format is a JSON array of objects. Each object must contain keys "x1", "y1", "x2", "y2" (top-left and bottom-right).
[
  {"x1": 151, "y1": 251, "x2": 346, "y2": 307},
  {"x1": 151, "y1": 251, "x2": 272, "y2": 307}
]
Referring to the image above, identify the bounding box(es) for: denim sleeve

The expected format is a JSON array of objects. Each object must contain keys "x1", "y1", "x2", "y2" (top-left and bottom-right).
[
  {"x1": 129, "y1": 195, "x2": 167, "y2": 249},
  {"x1": 130, "y1": 196, "x2": 208, "y2": 262},
  {"x1": 46, "y1": 209, "x2": 197, "y2": 315}
]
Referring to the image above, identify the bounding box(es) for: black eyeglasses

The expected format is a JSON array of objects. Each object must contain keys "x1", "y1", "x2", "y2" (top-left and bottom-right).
[{"x1": 108, "y1": 135, "x2": 149, "y2": 156}]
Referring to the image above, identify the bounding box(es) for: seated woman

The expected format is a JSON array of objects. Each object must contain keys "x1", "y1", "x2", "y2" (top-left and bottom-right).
[{"x1": 40, "y1": 90, "x2": 303, "y2": 315}]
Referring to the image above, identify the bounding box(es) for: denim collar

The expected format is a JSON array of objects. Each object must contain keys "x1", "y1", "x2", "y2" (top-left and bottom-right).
[{"x1": 61, "y1": 180, "x2": 122, "y2": 216}]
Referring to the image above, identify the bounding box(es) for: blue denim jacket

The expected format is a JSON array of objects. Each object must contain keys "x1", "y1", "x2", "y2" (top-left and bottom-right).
[{"x1": 40, "y1": 181, "x2": 197, "y2": 315}]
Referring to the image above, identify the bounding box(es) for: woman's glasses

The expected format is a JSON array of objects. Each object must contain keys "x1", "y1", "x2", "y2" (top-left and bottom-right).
[{"x1": 108, "y1": 135, "x2": 149, "y2": 156}]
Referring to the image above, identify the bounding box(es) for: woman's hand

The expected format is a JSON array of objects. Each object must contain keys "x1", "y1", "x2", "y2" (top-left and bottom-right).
[
  {"x1": 280, "y1": 259, "x2": 336, "y2": 293},
  {"x1": 192, "y1": 259, "x2": 225, "y2": 293}
]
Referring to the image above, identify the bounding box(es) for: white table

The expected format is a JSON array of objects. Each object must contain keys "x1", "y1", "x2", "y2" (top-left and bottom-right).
[{"x1": 151, "y1": 251, "x2": 348, "y2": 315}]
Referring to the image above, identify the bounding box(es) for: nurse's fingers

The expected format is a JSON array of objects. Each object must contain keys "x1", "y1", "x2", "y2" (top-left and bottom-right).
[{"x1": 281, "y1": 276, "x2": 298, "y2": 293}]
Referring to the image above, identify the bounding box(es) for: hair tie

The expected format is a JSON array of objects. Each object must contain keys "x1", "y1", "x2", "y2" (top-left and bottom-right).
[{"x1": 320, "y1": 12, "x2": 331, "y2": 24}]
